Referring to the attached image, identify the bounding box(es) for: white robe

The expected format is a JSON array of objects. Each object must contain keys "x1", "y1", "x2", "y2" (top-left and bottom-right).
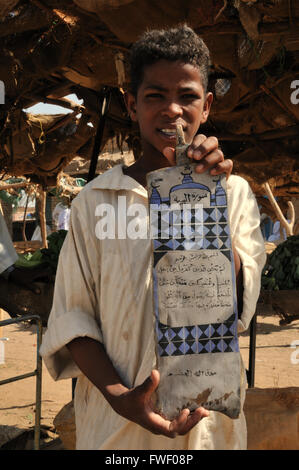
[
  {"x1": 0, "y1": 212, "x2": 18, "y2": 274},
  {"x1": 40, "y1": 165, "x2": 266, "y2": 450}
]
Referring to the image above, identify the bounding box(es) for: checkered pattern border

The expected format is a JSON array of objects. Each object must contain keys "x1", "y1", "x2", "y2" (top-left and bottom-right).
[
  {"x1": 151, "y1": 207, "x2": 230, "y2": 252},
  {"x1": 157, "y1": 314, "x2": 239, "y2": 357},
  {"x1": 150, "y1": 191, "x2": 238, "y2": 358}
]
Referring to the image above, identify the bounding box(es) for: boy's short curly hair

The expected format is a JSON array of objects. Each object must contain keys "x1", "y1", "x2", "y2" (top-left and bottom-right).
[{"x1": 129, "y1": 24, "x2": 211, "y2": 97}]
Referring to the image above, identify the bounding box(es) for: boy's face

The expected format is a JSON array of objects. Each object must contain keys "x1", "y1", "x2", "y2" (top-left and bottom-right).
[{"x1": 126, "y1": 59, "x2": 213, "y2": 156}]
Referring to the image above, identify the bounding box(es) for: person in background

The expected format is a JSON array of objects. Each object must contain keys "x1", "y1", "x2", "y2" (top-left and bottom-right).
[
  {"x1": 0, "y1": 210, "x2": 18, "y2": 280},
  {"x1": 0, "y1": 211, "x2": 49, "y2": 293},
  {"x1": 267, "y1": 220, "x2": 287, "y2": 242},
  {"x1": 52, "y1": 201, "x2": 71, "y2": 231}
]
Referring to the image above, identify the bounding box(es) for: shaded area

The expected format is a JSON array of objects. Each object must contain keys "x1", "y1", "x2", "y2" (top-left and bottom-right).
[
  {"x1": 0, "y1": 424, "x2": 63, "y2": 450},
  {"x1": 0, "y1": 0, "x2": 298, "y2": 204},
  {"x1": 240, "y1": 319, "x2": 299, "y2": 337}
]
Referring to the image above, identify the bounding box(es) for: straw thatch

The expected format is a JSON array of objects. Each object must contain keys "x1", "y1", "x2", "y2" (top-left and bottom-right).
[{"x1": 0, "y1": 0, "x2": 298, "y2": 202}]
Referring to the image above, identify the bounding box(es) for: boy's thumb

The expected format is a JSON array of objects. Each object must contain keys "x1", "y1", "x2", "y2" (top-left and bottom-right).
[
  {"x1": 138, "y1": 369, "x2": 160, "y2": 397},
  {"x1": 162, "y1": 147, "x2": 176, "y2": 166}
]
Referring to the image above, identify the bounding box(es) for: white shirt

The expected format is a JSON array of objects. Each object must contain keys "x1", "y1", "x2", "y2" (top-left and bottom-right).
[
  {"x1": 0, "y1": 212, "x2": 18, "y2": 274},
  {"x1": 40, "y1": 165, "x2": 266, "y2": 450}
]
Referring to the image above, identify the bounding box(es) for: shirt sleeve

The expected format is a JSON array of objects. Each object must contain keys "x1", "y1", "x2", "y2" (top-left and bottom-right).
[
  {"x1": 39, "y1": 198, "x2": 103, "y2": 381},
  {"x1": 0, "y1": 212, "x2": 18, "y2": 274},
  {"x1": 227, "y1": 176, "x2": 267, "y2": 333}
]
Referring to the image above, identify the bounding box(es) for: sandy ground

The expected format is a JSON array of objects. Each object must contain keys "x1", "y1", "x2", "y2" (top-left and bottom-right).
[
  {"x1": 2, "y1": 154, "x2": 298, "y2": 449},
  {"x1": 0, "y1": 310, "x2": 72, "y2": 448},
  {"x1": 0, "y1": 306, "x2": 298, "y2": 449}
]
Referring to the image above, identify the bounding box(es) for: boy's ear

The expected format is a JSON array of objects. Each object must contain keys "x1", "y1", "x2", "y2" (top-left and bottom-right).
[
  {"x1": 124, "y1": 91, "x2": 138, "y2": 122},
  {"x1": 200, "y1": 92, "x2": 213, "y2": 124}
]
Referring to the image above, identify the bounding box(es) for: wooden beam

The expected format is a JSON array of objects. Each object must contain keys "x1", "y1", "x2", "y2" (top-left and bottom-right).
[
  {"x1": 25, "y1": 96, "x2": 84, "y2": 113},
  {"x1": 0, "y1": 182, "x2": 30, "y2": 191},
  {"x1": 197, "y1": 19, "x2": 299, "y2": 37},
  {"x1": 217, "y1": 125, "x2": 299, "y2": 142}
]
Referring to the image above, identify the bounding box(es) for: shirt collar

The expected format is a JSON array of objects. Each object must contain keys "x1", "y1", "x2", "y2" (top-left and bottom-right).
[{"x1": 90, "y1": 164, "x2": 148, "y2": 198}]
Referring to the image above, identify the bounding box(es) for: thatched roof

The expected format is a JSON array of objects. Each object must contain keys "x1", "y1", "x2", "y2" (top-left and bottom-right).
[{"x1": 0, "y1": 0, "x2": 298, "y2": 203}]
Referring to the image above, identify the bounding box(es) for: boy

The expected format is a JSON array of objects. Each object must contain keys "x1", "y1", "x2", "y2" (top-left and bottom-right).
[{"x1": 40, "y1": 25, "x2": 266, "y2": 450}]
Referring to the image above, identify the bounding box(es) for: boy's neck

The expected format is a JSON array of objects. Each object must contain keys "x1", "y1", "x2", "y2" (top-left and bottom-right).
[{"x1": 123, "y1": 142, "x2": 172, "y2": 188}]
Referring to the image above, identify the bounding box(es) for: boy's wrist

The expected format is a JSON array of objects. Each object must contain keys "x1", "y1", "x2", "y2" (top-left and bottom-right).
[
  {"x1": 103, "y1": 383, "x2": 132, "y2": 417},
  {"x1": 103, "y1": 383, "x2": 129, "y2": 404}
]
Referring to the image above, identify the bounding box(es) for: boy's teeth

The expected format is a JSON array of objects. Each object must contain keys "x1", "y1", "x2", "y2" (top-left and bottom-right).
[{"x1": 161, "y1": 129, "x2": 176, "y2": 135}]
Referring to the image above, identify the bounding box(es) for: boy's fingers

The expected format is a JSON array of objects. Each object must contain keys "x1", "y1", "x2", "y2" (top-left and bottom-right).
[
  {"x1": 194, "y1": 149, "x2": 224, "y2": 173},
  {"x1": 163, "y1": 137, "x2": 228, "y2": 176},
  {"x1": 169, "y1": 408, "x2": 190, "y2": 433},
  {"x1": 169, "y1": 407, "x2": 209, "y2": 435},
  {"x1": 210, "y1": 159, "x2": 233, "y2": 178},
  {"x1": 188, "y1": 136, "x2": 219, "y2": 160},
  {"x1": 182, "y1": 407, "x2": 209, "y2": 433},
  {"x1": 187, "y1": 134, "x2": 207, "y2": 157},
  {"x1": 178, "y1": 407, "x2": 209, "y2": 434}
]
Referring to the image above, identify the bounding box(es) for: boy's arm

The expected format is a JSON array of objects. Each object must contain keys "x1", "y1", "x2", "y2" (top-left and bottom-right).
[
  {"x1": 67, "y1": 337, "x2": 209, "y2": 438},
  {"x1": 229, "y1": 177, "x2": 267, "y2": 332}
]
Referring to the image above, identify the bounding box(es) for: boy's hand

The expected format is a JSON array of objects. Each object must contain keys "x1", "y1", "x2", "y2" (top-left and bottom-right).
[
  {"x1": 163, "y1": 134, "x2": 233, "y2": 179},
  {"x1": 110, "y1": 369, "x2": 209, "y2": 438}
]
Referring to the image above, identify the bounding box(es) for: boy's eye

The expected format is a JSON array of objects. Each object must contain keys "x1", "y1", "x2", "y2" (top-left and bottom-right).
[
  {"x1": 145, "y1": 93, "x2": 164, "y2": 99},
  {"x1": 181, "y1": 93, "x2": 200, "y2": 100}
]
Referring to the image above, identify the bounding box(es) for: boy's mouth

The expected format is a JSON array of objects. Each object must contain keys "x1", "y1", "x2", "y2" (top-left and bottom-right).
[{"x1": 157, "y1": 128, "x2": 185, "y2": 141}]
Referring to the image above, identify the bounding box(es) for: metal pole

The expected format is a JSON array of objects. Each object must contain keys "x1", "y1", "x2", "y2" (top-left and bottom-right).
[
  {"x1": 248, "y1": 313, "x2": 257, "y2": 388},
  {"x1": 34, "y1": 315, "x2": 43, "y2": 450},
  {"x1": 0, "y1": 314, "x2": 42, "y2": 450},
  {"x1": 87, "y1": 88, "x2": 111, "y2": 183}
]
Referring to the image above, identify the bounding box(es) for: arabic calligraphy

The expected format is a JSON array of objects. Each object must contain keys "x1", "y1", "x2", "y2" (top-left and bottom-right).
[
  {"x1": 167, "y1": 369, "x2": 217, "y2": 378},
  {"x1": 156, "y1": 250, "x2": 233, "y2": 324},
  {"x1": 172, "y1": 192, "x2": 208, "y2": 204}
]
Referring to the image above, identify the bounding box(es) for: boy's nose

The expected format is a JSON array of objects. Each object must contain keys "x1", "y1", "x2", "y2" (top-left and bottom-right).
[{"x1": 161, "y1": 101, "x2": 183, "y2": 118}]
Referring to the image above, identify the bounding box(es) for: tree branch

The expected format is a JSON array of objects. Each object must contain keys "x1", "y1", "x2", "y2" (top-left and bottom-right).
[{"x1": 263, "y1": 182, "x2": 295, "y2": 237}]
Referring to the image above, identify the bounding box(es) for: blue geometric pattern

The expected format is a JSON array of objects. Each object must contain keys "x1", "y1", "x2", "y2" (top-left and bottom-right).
[
  {"x1": 151, "y1": 207, "x2": 231, "y2": 252},
  {"x1": 149, "y1": 174, "x2": 238, "y2": 358},
  {"x1": 157, "y1": 314, "x2": 239, "y2": 357}
]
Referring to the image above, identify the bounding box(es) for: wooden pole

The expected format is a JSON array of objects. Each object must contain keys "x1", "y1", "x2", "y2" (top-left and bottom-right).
[
  {"x1": 0, "y1": 309, "x2": 3, "y2": 341},
  {"x1": 0, "y1": 182, "x2": 29, "y2": 191},
  {"x1": 38, "y1": 189, "x2": 48, "y2": 249},
  {"x1": 0, "y1": 202, "x2": 5, "y2": 339},
  {"x1": 0, "y1": 202, "x2": 6, "y2": 338},
  {"x1": 22, "y1": 194, "x2": 29, "y2": 242}
]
